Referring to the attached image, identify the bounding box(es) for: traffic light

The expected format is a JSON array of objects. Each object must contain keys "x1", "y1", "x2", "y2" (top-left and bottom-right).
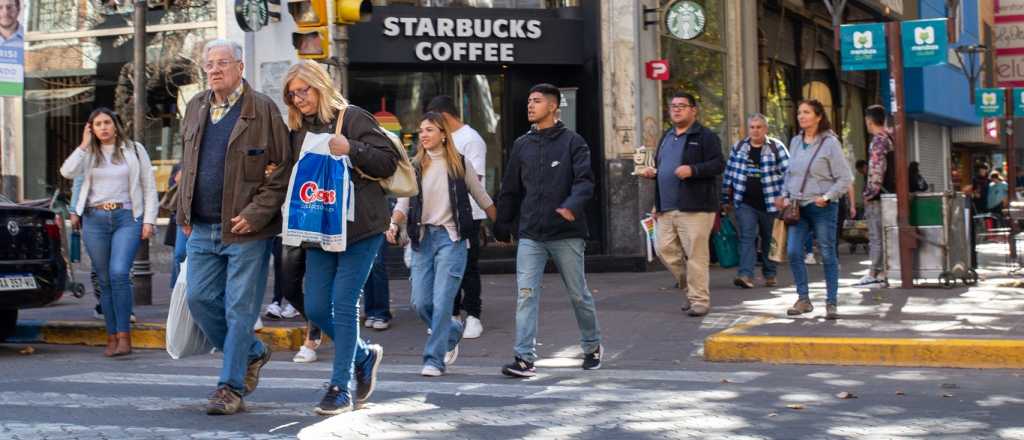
[
  {"x1": 335, "y1": 0, "x2": 371, "y2": 25},
  {"x1": 289, "y1": 0, "x2": 330, "y2": 60}
]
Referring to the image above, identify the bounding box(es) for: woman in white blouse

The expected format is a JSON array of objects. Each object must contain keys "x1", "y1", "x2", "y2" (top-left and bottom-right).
[
  {"x1": 387, "y1": 111, "x2": 496, "y2": 377},
  {"x1": 60, "y1": 108, "x2": 158, "y2": 357}
]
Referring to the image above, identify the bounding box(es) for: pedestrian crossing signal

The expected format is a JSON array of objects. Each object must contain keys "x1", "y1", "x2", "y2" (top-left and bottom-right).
[{"x1": 289, "y1": 0, "x2": 330, "y2": 60}]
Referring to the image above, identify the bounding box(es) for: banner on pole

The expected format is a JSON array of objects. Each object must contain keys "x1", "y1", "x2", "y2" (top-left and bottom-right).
[
  {"x1": 976, "y1": 88, "x2": 1006, "y2": 117},
  {"x1": 901, "y1": 18, "x2": 947, "y2": 68},
  {"x1": 1015, "y1": 88, "x2": 1024, "y2": 118},
  {"x1": 840, "y1": 23, "x2": 887, "y2": 71}
]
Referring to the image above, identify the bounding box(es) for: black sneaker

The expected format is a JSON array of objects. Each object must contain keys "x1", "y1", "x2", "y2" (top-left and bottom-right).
[
  {"x1": 354, "y1": 344, "x2": 383, "y2": 403},
  {"x1": 582, "y1": 345, "x2": 602, "y2": 370},
  {"x1": 315, "y1": 385, "x2": 353, "y2": 416},
  {"x1": 501, "y1": 357, "x2": 536, "y2": 378}
]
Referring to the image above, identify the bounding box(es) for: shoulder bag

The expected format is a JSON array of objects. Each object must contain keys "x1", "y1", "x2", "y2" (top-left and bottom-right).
[
  {"x1": 781, "y1": 136, "x2": 827, "y2": 225},
  {"x1": 336, "y1": 107, "x2": 418, "y2": 197}
]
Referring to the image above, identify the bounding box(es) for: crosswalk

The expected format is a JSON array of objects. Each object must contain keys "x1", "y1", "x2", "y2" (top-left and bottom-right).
[{"x1": 0, "y1": 355, "x2": 774, "y2": 440}]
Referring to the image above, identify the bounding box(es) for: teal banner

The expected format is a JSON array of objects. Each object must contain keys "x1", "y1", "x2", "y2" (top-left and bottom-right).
[
  {"x1": 901, "y1": 18, "x2": 947, "y2": 68},
  {"x1": 1014, "y1": 88, "x2": 1024, "y2": 118},
  {"x1": 840, "y1": 23, "x2": 887, "y2": 71},
  {"x1": 976, "y1": 88, "x2": 1005, "y2": 117}
]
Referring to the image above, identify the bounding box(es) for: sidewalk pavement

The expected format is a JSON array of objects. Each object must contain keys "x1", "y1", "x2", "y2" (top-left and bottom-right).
[{"x1": 10, "y1": 240, "x2": 1023, "y2": 369}]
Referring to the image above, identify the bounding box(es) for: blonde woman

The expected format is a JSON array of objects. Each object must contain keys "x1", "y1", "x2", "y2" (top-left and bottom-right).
[
  {"x1": 386, "y1": 112, "x2": 496, "y2": 377},
  {"x1": 282, "y1": 60, "x2": 398, "y2": 415},
  {"x1": 59, "y1": 107, "x2": 158, "y2": 357}
]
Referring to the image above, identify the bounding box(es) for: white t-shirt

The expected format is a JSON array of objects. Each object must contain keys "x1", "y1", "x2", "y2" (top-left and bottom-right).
[
  {"x1": 451, "y1": 124, "x2": 488, "y2": 220},
  {"x1": 87, "y1": 144, "x2": 132, "y2": 207}
]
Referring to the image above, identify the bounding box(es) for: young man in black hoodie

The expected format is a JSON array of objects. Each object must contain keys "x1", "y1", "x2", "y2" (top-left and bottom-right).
[
  {"x1": 494, "y1": 83, "x2": 602, "y2": 377},
  {"x1": 637, "y1": 91, "x2": 724, "y2": 316}
]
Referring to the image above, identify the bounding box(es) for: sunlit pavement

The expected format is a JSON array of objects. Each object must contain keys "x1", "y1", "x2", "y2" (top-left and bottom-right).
[{"x1": 3, "y1": 243, "x2": 1021, "y2": 438}]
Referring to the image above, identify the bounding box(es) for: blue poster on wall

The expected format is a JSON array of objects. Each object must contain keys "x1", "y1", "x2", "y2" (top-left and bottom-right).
[
  {"x1": 840, "y1": 23, "x2": 887, "y2": 71},
  {"x1": 901, "y1": 18, "x2": 948, "y2": 68}
]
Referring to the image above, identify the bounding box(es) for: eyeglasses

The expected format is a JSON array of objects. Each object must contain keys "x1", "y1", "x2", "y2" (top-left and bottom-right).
[
  {"x1": 670, "y1": 104, "x2": 695, "y2": 110},
  {"x1": 287, "y1": 85, "x2": 313, "y2": 102},
  {"x1": 202, "y1": 59, "x2": 240, "y2": 72}
]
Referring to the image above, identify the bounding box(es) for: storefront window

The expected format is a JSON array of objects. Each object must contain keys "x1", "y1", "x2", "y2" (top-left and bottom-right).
[
  {"x1": 349, "y1": 70, "x2": 505, "y2": 194},
  {"x1": 761, "y1": 63, "x2": 796, "y2": 141},
  {"x1": 23, "y1": 26, "x2": 213, "y2": 199},
  {"x1": 27, "y1": 0, "x2": 215, "y2": 34},
  {"x1": 660, "y1": 0, "x2": 727, "y2": 137}
]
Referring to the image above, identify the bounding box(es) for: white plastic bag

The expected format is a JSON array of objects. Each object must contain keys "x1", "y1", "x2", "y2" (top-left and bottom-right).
[
  {"x1": 166, "y1": 260, "x2": 215, "y2": 359},
  {"x1": 282, "y1": 132, "x2": 356, "y2": 252}
]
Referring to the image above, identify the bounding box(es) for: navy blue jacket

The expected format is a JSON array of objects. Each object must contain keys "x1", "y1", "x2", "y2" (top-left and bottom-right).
[
  {"x1": 495, "y1": 121, "x2": 594, "y2": 242},
  {"x1": 653, "y1": 122, "x2": 725, "y2": 213}
]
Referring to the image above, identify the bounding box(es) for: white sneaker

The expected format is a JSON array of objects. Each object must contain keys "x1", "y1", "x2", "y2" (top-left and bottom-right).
[
  {"x1": 463, "y1": 316, "x2": 483, "y2": 339},
  {"x1": 372, "y1": 319, "x2": 390, "y2": 330},
  {"x1": 444, "y1": 343, "x2": 459, "y2": 367},
  {"x1": 426, "y1": 327, "x2": 432, "y2": 335},
  {"x1": 420, "y1": 365, "x2": 443, "y2": 377},
  {"x1": 264, "y1": 302, "x2": 283, "y2": 320},
  {"x1": 854, "y1": 275, "x2": 888, "y2": 288},
  {"x1": 254, "y1": 317, "x2": 264, "y2": 331},
  {"x1": 280, "y1": 303, "x2": 300, "y2": 319},
  {"x1": 129, "y1": 314, "x2": 136, "y2": 324},
  {"x1": 293, "y1": 345, "x2": 318, "y2": 363},
  {"x1": 804, "y1": 254, "x2": 818, "y2": 265},
  {"x1": 364, "y1": 318, "x2": 377, "y2": 328}
]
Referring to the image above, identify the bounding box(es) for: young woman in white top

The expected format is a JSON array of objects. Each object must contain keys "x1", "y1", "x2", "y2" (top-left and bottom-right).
[
  {"x1": 60, "y1": 108, "x2": 158, "y2": 356},
  {"x1": 387, "y1": 112, "x2": 496, "y2": 377}
]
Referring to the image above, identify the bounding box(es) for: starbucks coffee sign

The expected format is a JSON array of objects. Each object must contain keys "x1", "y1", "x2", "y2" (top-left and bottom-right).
[
  {"x1": 665, "y1": 0, "x2": 705, "y2": 40},
  {"x1": 348, "y1": 5, "x2": 584, "y2": 65},
  {"x1": 235, "y1": 0, "x2": 268, "y2": 32}
]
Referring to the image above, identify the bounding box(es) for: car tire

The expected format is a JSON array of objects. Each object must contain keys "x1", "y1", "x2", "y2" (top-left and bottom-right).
[{"x1": 0, "y1": 309, "x2": 17, "y2": 342}]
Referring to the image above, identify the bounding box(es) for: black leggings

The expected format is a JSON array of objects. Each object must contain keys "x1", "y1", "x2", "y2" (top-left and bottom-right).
[{"x1": 272, "y1": 237, "x2": 321, "y2": 341}]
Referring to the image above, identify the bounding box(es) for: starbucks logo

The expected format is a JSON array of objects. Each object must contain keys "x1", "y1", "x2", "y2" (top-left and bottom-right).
[
  {"x1": 235, "y1": 0, "x2": 268, "y2": 33},
  {"x1": 665, "y1": 0, "x2": 706, "y2": 41}
]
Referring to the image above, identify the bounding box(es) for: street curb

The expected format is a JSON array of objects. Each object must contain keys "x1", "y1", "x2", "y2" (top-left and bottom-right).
[
  {"x1": 11, "y1": 320, "x2": 305, "y2": 352},
  {"x1": 704, "y1": 316, "x2": 1024, "y2": 369}
]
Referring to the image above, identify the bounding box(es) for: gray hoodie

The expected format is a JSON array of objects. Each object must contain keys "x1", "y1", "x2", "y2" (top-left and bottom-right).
[{"x1": 783, "y1": 131, "x2": 853, "y2": 206}]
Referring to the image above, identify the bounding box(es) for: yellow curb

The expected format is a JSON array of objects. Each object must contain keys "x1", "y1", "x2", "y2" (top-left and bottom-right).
[
  {"x1": 705, "y1": 317, "x2": 1024, "y2": 369},
  {"x1": 36, "y1": 321, "x2": 304, "y2": 352}
]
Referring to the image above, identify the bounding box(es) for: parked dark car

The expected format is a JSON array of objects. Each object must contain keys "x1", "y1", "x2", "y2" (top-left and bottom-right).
[{"x1": 0, "y1": 194, "x2": 69, "y2": 341}]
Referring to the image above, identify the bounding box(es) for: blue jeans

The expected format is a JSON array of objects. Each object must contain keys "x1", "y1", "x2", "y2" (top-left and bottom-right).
[
  {"x1": 514, "y1": 238, "x2": 601, "y2": 362},
  {"x1": 82, "y1": 208, "x2": 142, "y2": 334},
  {"x1": 170, "y1": 225, "x2": 188, "y2": 289},
  {"x1": 735, "y1": 203, "x2": 776, "y2": 279},
  {"x1": 410, "y1": 226, "x2": 466, "y2": 370},
  {"x1": 786, "y1": 203, "x2": 840, "y2": 304},
  {"x1": 305, "y1": 234, "x2": 383, "y2": 388},
  {"x1": 363, "y1": 238, "x2": 392, "y2": 321},
  {"x1": 185, "y1": 223, "x2": 270, "y2": 393}
]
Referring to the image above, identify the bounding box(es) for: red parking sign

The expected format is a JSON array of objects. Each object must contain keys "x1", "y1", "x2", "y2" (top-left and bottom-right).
[{"x1": 646, "y1": 59, "x2": 669, "y2": 81}]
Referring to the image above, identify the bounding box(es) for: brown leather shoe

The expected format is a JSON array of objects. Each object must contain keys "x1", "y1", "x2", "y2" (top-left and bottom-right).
[
  {"x1": 207, "y1": 385, "x2": 244, "y2": 415},
  {"x1": 112, "y1": 332, "x2": 132, "y2": 356},
  {"x1": 243, "y1": 346, "x2": 272, "y2": 396},
  {"x1": 733, "y1": 276, "x2": 754, "y2": 289},
  {"x1": 787, "y1": 299, "x2": 813, "y2": 316},
  {"x1": 103, "y1": 335, "x2": 117, "y2": 357},
  {"x1": 764, "y1": 277, "x2": 777, "y2": 287}
]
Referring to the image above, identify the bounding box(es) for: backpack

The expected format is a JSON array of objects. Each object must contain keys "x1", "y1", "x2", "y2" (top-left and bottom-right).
[{"x1": 880, "y1": 135, "x2": 896, "y2": 194}]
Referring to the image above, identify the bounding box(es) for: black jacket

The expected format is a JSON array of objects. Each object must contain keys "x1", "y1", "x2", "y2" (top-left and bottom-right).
[
  {"x1": 495, "y1": 121, "x2": 594, "y2": 242},
  {"x1": 289, "y1": 105, "x2": 399, "y2": 246},
  {"x1": 653, "y1": 122, "x2": 725, "y2": 213}
]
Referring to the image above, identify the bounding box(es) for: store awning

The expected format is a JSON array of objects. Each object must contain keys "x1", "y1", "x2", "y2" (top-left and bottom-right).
[{"x1": 25, "y1": 86, "x2": 93, "y2": 101}]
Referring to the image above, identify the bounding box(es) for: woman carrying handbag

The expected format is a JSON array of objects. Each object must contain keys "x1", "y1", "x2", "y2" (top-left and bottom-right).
[{"x1": 774, "y1": 100, "x2": 853, "y2": 320}]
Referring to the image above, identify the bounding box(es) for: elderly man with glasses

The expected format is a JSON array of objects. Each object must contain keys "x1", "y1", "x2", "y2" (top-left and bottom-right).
[{"x1": 176, "y1": 39, "x2": 292, "y2": 415}]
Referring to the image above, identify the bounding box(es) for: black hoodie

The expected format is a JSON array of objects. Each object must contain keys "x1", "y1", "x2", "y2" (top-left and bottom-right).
[{"x1": 494, "y1": 121, "x2": 594, "y2": 242}]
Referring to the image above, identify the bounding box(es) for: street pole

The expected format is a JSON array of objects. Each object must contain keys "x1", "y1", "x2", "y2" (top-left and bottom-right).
[
  {"x1": 1005, "y1": 89, "x2": 1018, "y2": 262},
  {"x1": 886, "y1": 21, "x2": 916, "y2": 289},
  {"x1": 332, "y1": 24, "x2": 349, "y2": 97},
  {"x1": 132, "y1": 0, "x2": 153, "y2": 305}
]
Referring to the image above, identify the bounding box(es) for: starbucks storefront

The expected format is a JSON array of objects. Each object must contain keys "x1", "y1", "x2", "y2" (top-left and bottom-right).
[{"x1": 346, "y1": 4, "x2": 604, "y2": 270}]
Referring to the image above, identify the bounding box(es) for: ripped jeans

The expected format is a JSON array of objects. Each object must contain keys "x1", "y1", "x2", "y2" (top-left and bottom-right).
[{"x1": 513, "y1": 238, "x2": 601, "y2": 362}]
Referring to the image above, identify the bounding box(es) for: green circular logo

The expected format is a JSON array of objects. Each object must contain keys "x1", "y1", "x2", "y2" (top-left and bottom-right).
[
  {"x1": 666, "y1": 0, "x2": 706, "y2": 41},
  {"x1": 235, "y1": 0, "x2": 268, "y2": 33}
]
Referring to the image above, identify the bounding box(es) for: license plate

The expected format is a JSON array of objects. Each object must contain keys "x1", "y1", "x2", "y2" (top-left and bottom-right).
[{"x1": 0, "y1": 275, "x2": 38, "y2": 291}]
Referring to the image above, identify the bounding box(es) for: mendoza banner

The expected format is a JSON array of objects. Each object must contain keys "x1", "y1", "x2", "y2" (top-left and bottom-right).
[
  {"x1": 901, "y1": 18, "x2": 947, "y2": 68},
  {"x1": 841, "y1": 22, "x2": 887, "y2": 71},
  {"x1": 976, "y1": 88, "x2": 1005, "y2": 117},
  {"x1": 1014, "y1": 88, "x2": 1024, "y2": 118}
]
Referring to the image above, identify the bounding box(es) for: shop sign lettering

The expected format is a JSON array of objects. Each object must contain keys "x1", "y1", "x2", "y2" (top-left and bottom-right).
[{"x1": 382, "y1": 17, "x2": 542, "y2": 62}]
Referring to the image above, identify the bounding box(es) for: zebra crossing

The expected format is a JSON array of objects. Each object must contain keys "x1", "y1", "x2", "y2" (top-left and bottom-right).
[{"x1": 3, "y1": 349, "x2": 1022, "y2": 440}]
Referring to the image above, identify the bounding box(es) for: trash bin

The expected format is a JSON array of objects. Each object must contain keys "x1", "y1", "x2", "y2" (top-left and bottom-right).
[{"x1": 880, "y1": 192, "x2": 976, "y2": 287}]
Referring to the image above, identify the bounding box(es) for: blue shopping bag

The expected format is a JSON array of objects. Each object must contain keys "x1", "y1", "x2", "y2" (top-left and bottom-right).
[{"x1": 282, "y1": 132, "x2": 355, "y2": 252}]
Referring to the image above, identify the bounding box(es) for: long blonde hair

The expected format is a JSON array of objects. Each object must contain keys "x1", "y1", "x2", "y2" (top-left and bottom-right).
[
  {"x1": 414, "y1": 111, "x2": 464, "y2": 179},
  {"x1": 282, "y1": 60, "x2": 349, "y2": 130}
]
